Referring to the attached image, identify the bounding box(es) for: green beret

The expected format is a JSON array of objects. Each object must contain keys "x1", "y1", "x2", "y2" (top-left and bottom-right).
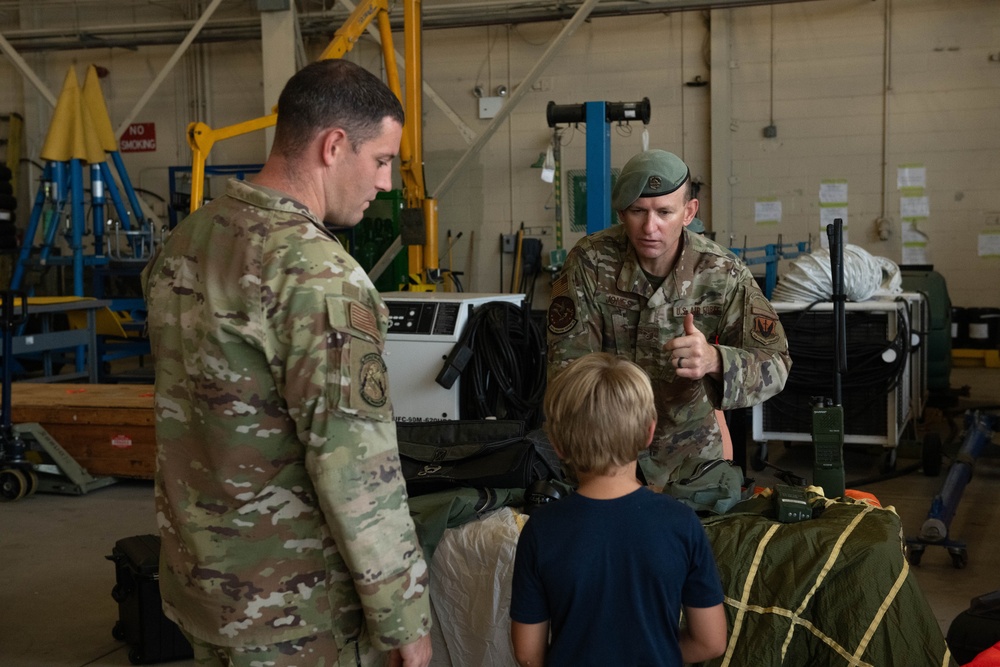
[{"x1": 611, "y1": 149, "x2": 690, "y2": 211}]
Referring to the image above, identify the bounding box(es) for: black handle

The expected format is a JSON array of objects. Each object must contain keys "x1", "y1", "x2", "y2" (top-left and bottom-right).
[{"x1": 826, "y1": 219, "x2": 847, "y2": 402}]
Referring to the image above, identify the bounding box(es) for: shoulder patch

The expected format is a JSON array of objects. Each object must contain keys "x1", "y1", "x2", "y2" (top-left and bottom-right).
[
  {"x1": 350, "y1": 301, "x2": 381, "y2": 341},
  {"x1": 358, "y1": 353, "x2": 389, "y2": 407},
  {"x1": 551, "y1": 274, "x2": 569, "y2": 299},
  {"x1": 547, "y1": 295, "x2": 578, "y2": 335},
  {"x1": 747, "y1": 293, "x2": 780, "y2": 346}
]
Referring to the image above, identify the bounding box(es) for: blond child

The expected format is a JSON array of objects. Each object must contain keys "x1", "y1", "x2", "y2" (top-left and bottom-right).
[{"x1": 510, "y1": 352, "x2": 727, "y2": 666}]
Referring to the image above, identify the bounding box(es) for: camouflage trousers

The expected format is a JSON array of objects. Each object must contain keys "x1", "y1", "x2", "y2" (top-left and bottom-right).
[{"x1": 183, "y1": 630, "x2": 388, "y2": 667}]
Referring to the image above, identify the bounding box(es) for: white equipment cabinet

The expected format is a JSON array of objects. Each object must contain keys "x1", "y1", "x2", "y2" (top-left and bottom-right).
[
  {"x1": 753, "y1": 294, "x2": 928, "y2": 455},
  {"x1": 382, "y1": 292, "x2": 524, "y2": 421}
]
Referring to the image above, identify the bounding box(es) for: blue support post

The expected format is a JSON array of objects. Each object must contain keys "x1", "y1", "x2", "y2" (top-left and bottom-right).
[
  {"x1": 764, "y1": 243, "x2": 778, "y2": 298},
  {"x1": 37, "y1": 163, "x2": 69, "y2": 270},
  {"x1": 90, "y1": 164, "x2": 106, "y2": 256},
  {"x1": 109, "y1": 150, "x2": 145, "y2": 231},
  {"x1": 70, "y1": 159, "x2": 86, "y2": 297},
  {"x1": 585, "y1": 101, "x2": 611, "y2": 235},
  {"x1": 11, "y1": 163, "x2": 54, "y2": 292}
]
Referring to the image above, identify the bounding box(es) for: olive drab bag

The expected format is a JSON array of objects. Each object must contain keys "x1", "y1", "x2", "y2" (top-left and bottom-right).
[{"x1": 662, "y1": 457, "x2": 750, "y2": 515}]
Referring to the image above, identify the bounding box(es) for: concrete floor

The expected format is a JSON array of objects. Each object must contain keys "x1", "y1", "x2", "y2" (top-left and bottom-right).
[{"x1": 1, "y1": 365, "x2": 998, "y2": 667}]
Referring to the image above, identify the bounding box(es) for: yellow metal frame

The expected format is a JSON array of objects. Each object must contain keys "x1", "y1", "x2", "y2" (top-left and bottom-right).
[{"x1": 185, "y1": 0, "x2": 437, "y2": 282}]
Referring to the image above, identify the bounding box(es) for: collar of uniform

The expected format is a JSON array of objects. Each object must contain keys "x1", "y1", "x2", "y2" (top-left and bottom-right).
[
  {"x1": 674, "y1": 228, "x2": 744, "y2": 297},
  {"x1": 618, "y1": 241, "x2": 658, "y2": 298},
  {"x1": 671, "y1": 227, "x2": 699, "y2": 294},
  {"x1": 617, "y1": 227, "x2": 705, "y2": 297},
  {"x1": 227, "y1": 177, "x2": 318, "y2": 222}
]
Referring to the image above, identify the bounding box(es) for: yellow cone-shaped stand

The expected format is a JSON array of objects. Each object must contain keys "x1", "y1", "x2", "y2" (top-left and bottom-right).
[
  {"x1": 82, "y1": 65, "x2": 119, "y2": 153},
  {"x1": 40, "y1": 67, "x2": 106, "y2": 165}
]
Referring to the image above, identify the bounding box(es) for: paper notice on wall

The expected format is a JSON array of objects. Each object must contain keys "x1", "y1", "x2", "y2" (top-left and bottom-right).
[
  {"x1": 903, "y1": 243, "x2": 929, "y2": 265},
  {"x1": 902, "y1": 221, "x2": 929, "y2": 264},
  {"x1": 897, "y1": 164, "x2": 926, "y2": 189},
  {"x1": 901, "y1": 196, "x2": 930, "y2": 219},
  {"x1": 818, "y1": 213, "x2": 849, "y2": 249},
  {"x1": 820, "y1": 206, "x2": 848, "y2": 229},
  {"x1": 819, "y1": 180, "x2": 848, "y2": 205},
  {"x1": 979, "y1": 231, "x2": 1000, "y2": 258},
  {"x1": 902, "y1": 221, "x2": 926, "y2": 244},
  {"x1": 755, "y1": 199, "x2": 782, "y2": 225},
  {"x1": 819, "y1": 180, "x2": 848, "y2": 244}
]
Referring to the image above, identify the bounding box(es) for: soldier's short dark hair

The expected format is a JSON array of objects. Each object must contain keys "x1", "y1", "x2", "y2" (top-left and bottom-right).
[{"x1": 273, "y1": 59, "x2": 405, "y2": 156}]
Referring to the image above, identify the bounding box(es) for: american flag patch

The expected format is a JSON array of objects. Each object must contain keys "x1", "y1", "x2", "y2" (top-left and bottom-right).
[
  {"x1": 350, "y1": 301, "x2": 381, "y2": 340},
  {"x1": 551, "y1": 274, "x2": 569, "y2": 299}
]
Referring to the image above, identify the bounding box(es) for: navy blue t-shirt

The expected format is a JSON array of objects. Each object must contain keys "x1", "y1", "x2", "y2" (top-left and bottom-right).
[{"x1": 510, "y1": 486, "x2": 724, "y2": 667}]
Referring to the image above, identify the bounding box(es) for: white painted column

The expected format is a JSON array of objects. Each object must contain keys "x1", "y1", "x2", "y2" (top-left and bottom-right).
[
  {"x1": 709, "y1": 8, "x2": 734, "y2": 241},
  {"x1": 260, "y1": 2, "x2": 297, "y2": 155}
]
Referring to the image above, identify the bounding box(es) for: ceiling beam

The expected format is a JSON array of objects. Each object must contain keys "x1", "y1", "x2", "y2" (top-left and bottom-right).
[{"x1": 0, "y1": 0, "x2": 828, "y2": 53}]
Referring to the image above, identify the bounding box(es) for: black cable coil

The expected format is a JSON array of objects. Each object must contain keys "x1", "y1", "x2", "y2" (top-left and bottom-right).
[
  {"x1": 458, "y1": 301, "x2": 547, "y2": 429},
  {"x1": 764, "y1": 301, "x2": 911, "y2": 432}
]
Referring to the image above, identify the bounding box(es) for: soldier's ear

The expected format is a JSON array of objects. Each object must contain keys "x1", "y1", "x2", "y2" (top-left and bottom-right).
[
  {"x1": 319, "y1": 128, "x2": 349, "y2": 167},
  {"x1": 684, "y1": 197, "x2": 700, "y2": 224}
]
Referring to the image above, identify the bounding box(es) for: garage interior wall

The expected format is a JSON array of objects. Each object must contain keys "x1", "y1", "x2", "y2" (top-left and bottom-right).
[{"x1": 0, "y1": 0, "x2": 996, "y2": 308}]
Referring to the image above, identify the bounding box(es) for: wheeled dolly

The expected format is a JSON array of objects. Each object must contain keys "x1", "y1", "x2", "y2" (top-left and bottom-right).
[
  {"x1": 1, "y1": 291, "x2": 116, "y2": 501},
  {"x1": 906, "y1": 410, "x2": 999, "y2": 568}
]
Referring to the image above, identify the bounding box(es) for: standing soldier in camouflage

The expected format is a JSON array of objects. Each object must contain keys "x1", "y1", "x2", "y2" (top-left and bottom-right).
[
  {"x1": 546, "y1": 149, "x2": 791, "y2": 488},
  {"x1": 142, "y1": 60, "x2": 432, "y2": 667}
]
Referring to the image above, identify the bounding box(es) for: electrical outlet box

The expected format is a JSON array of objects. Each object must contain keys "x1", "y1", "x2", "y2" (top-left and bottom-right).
[
  {"x1": 501, "y1": 234, "x2": 517, "y2": 253},
  {"x1": 479, "y1": 97, "x2": 503, "y2": 119},
  {"x1": 763, "y1": 124, "x2": 778, "y2": 138}
]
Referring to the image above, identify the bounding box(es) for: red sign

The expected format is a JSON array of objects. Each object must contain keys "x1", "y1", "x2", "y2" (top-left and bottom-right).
[{"x1": 120, "y1": 122, "x2": 157, "y2": 153}]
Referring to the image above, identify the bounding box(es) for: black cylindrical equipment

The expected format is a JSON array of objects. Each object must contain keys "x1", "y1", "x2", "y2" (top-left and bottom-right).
[{"x1": 546, "y1": 97, "x2": 651, "y2": 127}]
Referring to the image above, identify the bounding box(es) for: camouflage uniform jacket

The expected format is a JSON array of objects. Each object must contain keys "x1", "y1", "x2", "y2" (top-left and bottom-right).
[
  {"x1": 547, "y1": 226, "x2": 791, "y2": 485},
  {"x1": 141, "y1": 178, "x2": 431, "y2": 650}
]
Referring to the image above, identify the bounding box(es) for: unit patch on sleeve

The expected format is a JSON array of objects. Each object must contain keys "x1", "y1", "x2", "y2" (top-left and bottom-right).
[
  {"x1": 358, "y1": 352, "x2": 389, "y2": 407},
  {"x1": 548, "y1": 296, "x2": 578, "y2": 335},
  {"x1": 746, "y1": 292, "x2": 780, "y2": 346}
]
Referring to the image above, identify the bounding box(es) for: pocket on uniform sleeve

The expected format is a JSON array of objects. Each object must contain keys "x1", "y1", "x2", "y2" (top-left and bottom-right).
[{"x1": 325, "y1": 296, "x2": 394, "y2": 422}]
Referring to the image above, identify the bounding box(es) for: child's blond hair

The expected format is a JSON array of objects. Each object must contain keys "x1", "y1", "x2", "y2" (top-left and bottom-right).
[{"x1": 544, "y1": 352, "x2": 656, "y2": 475}]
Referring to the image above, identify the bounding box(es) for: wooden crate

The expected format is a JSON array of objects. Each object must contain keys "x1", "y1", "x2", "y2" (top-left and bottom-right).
[{"x1": 6, "y1": 383, "x2": 156, "y2": 480}]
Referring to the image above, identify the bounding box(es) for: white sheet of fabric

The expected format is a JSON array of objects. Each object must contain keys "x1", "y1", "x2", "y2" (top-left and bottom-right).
[
  {"x1": 429, "y1": 507, "x2": 522, "y2": 667},
  {"x1": 771, "y1": 244, "x2": 902, "y2": 303}
]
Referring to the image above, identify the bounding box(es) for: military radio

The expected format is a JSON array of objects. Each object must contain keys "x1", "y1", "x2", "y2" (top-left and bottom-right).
[{"x1": 812, "y1": 218, "x2": 847, "y2": 499}]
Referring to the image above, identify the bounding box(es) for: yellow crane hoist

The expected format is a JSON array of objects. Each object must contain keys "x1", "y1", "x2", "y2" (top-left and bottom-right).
[{"x1": 185, "y1": 0, "x2": 437, "y2": 288}]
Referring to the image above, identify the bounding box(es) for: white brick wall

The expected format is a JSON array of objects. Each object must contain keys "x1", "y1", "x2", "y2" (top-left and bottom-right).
[{"x1": 0, "y1": 0, "x2": 995, "y2": 307}]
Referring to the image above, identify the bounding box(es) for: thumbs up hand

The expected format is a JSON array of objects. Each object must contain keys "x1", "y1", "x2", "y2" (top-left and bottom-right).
[
  {"x1": 664, "y1": 312, "x2": 722, "y2": 380},
  {"x1": 683, "y1": 312, "x2": 699, "y2": 336}
]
